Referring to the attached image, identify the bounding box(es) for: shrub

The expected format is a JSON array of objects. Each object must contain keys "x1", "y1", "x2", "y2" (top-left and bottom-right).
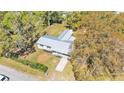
[
  {"x1": 11, "y1": 58, "x2": 48, "y2": 73},
  {"x1": 72, "y1": 29, "x2": 124, "y2": 80}
]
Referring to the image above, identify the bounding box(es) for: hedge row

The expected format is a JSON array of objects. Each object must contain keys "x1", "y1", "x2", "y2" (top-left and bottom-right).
[{"x1": 12, "y1": 58, "x2": 48, "y2": 73}]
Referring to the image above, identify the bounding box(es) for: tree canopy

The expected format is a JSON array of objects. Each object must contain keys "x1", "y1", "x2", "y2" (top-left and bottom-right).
[
  {"x1": 0, "y1": 11, "x2": 65, "y2": 57},
  {"x1": 1, "y1": 11, "x2": 124, "y2": 80},
  {"x1": 69, "y1": 12, "x2": 124, "y2": 80}
]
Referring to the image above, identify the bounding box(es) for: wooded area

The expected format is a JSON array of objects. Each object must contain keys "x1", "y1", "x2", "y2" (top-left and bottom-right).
[
  {"x1": 0, "y1": 11, "x2": 65, "y2": 58},
  {"x1": 0, "y1": 11, "x2": 65, "y2": 73},
  {"x1": 69, "y1": 12, "x2": 124, "y2": 80},
  {"x1": 1, "y1": 11, "x2": 124, "y2": 80}
]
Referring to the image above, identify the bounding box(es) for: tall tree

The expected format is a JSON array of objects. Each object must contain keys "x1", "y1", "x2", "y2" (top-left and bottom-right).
[
  {"x1": 43, "y1": 11, "x2": 64, "y2": 26},
  {"x1": 0, "y1": 11, "x2": 46, "y2": 57}
]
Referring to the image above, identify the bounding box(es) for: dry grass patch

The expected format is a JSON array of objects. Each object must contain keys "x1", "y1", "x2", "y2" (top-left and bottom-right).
[
  {"x1": 46, "y1": 62, "x2": 75, "y2": 81},
  {"x1": 43, "y1": 23, "x2": 66, "y2": 36},
  {"x1": 0, "y1": 57, "x2": 46, "y2": 80},
  {"x1": 37, "y1": 52, "x2": 51, "y2": 63}
]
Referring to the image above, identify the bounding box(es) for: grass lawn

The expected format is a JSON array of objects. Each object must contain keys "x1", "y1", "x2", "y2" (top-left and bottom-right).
[
  {"x1": 0, "y1": 57, "x2": 46, "y2": 80},
  {"x1": 0, "y1": 23, "x2": 75, "y2": 80},
  {"x1": 21, "y1": 48, "x2": 75, "y2": 80},
  {"x1": 23, "y1": 48, "x2": 59, "y2": 72},
  {"x1": 47, "y1": 62, "x2": 75, "y2": 81},
  {"x1": 43, "y1": 23, "x2": 67, "y2": 36},
  {"x1": 0, "y1": 49, "x2": 75, "y2": 80}
]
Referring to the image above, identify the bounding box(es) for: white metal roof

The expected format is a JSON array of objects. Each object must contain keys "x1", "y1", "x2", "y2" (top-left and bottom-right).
[
  {"x1": 0, "y1": 75, "x2": 4, "y2": 80},
  {"x1": 36, "y1": 36, "x2": 72, "y2": 55},
  {"x1": 68, "y1": 36, "x2": 75, "y2": 42},
  {"x1": 58, "y1": 29, "x2": 73, "y2": 41},
  {"x1": 58, "y1": 30, "x2": 69, "y2": 39}
]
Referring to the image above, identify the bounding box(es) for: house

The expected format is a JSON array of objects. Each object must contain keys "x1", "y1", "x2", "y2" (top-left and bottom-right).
[{"x1": 36, "y1": 29, "x2": 75, "y2": 57}]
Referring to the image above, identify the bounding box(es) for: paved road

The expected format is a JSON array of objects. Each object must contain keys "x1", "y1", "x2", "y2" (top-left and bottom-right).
[{"x1": 0, "y1": 65, "x2": 39, "y2": 81}]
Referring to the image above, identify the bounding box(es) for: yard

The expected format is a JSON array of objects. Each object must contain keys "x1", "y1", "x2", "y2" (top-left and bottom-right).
[
  {"x1": 0, "y1": 24, "x2": 75, "y2": 80},
  {"x1": 0, "y1": 48, "x2": 75, "y2": 80},
  {"x1": 21, "y1": 48, "x2": 75, "y2": 80},
  {"x1": 43, "y1": 23, "x2": 67, "y2": 36},
  {"x1": 0, "y1": 57, "x2": 46, "y2": 80}
]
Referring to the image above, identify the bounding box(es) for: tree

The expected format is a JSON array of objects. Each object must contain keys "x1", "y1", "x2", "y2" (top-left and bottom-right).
[
  {"x1": 66, "y1": 12, "x2": 82, "y2": 30},
  {"x1": 71, "y1": 12, "x2": 124, "y2": 80},
  {"x1": 0, "y1": 11, "x2": 46, "y2": 57},
  {"x1": 43, "y1": 11, "x2": 64, "y2": 26}
]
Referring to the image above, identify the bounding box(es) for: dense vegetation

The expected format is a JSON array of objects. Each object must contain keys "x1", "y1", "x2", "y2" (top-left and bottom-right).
[
  {"x1": 1, "y1": 11, "x2": 124, "y2": 80},
  {"x1": 68, "y1": 12, "x2": 124, "y2": 80},
  {"x1": 0, "y1": 11, "x2": 65, "y2": 73},
  {"x1": 0, "y1": 11, "x2": 65, "y2": 57}
]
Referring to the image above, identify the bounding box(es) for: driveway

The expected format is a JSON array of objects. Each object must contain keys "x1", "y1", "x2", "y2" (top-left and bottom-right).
[
  {"x1": 55, "y1": 56, "x2": 68, "y2": 72},
  {"x1": 0, "y1": 65, "x2": 38, "y2": 81}
]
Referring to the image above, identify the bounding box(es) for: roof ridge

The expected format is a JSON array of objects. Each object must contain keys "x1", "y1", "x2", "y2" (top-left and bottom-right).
[
  {"x1": 42, "y1": 35, "x2": 72, "y2": 44},
  {"x1": 58, "y1": 30, "x2": 69, "y2": 39}
]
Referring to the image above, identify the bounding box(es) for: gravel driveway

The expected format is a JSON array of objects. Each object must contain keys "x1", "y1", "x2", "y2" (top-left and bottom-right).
[{"x1": 55, "y1": 57, "x2": 68, "y2": 72}]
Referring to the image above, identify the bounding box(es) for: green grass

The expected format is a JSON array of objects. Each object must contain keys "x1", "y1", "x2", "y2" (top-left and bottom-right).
[
  {"x1": 43, "y1": 23, "x2": 67, "y2": 36},
  {"x1": 23, "y1": 49, "x2": 44, "y2": 62},
  {"x1": 0, "y1": 50, "x2": 75, "y2": 80},
  {"x1": 25, "y1": 48, "x2": 59, "y2": 73},
  {"x1": 12, "y1": 58, "x2": 48, "y2": 73},
  {"x1": 43, "y1": 56, "x2": 59, "y2": 71},
  {"x1": 22, "y1": 49, "x2": 75, "y2": 80},
  {"x1": 0, "y1": 23, "x2": 75, "y2": 80},
  {"x1": 0, "y1": 57, "x2": 46, "y2": 80}
]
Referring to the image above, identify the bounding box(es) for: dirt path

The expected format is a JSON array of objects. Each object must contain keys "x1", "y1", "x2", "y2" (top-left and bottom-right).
[{"x1": 37, "y1": 52, "x2": 50, "y2": 63}]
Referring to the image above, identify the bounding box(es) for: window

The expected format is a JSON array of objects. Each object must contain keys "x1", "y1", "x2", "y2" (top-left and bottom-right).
[
  {"x1": 52, "y1": 51, "x2": 70, "y2": 56},
  {"x1": 40, "y1": 44, "x2": 44, "y2": 46},
  {"x1": 47, "y1": 46, "x2": 51, "y2": 49}
]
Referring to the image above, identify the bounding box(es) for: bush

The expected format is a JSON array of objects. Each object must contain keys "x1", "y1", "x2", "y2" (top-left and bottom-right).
[
  {"x1": 11, "y1": 58, "x2": 48, "y2": 73},
  {"x1": 72, "y1": 29, "x2": 124, "y2": 80}
]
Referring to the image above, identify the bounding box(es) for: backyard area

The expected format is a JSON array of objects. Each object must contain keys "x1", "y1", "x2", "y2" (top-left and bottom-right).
[
  {"x1": 0, "y1": 24, "x2": 75, "y2": 80},
  {"x1": 0, "y1": 48, "x2": 75, "y2": 80},
  {"x1": 21, "y1": 48, "x2": 75, "y2": 80}
]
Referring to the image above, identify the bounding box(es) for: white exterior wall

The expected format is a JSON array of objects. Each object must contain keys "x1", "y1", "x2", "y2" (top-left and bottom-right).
[
  {"x1": 52, "y1": 52, "x2": 69, "y2": 58},
  {"x1": 37, "y1": 44, "x2": 70, "y2": 58},
  {"x1": 37, "y1": 44, "x2": 52, "y2": 51},
  {"x1": 37, "y1": 44, "x2": 43, "y2": 49}
]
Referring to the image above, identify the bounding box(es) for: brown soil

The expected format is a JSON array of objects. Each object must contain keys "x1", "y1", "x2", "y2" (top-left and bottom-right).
[{"x1": 37, "y1": 52, "x2": 50, "y2": 63}]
